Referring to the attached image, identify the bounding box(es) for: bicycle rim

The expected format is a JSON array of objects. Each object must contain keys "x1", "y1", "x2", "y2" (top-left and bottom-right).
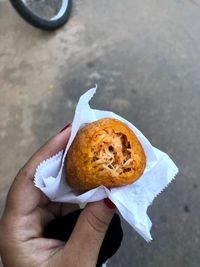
[{"x1": 21, "y1": 0, "x2": 70, "y2": 21}]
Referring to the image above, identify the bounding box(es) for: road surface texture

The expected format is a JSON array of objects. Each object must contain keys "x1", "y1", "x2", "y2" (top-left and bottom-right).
[{"x1": 0, "y1": 0, "x2": 200, "y2": 266}]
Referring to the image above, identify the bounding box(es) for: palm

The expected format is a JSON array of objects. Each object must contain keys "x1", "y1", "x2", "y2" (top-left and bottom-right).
[{"x1": 14, "y1": 189, "x2": 78, "y2": 267}]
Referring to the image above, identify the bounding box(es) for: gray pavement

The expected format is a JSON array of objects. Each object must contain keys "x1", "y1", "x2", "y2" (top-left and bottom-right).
[{"x1": 0, "y1": 0, "x2": 200, "y2": 266}]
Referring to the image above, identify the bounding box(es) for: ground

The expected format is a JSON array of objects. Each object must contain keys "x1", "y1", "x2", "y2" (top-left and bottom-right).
[{"x1": 0, "y1": 0, "x2": 200, "y2": 266}]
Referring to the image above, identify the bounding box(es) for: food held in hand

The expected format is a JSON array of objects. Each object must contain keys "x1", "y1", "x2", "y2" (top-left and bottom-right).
[{"x1": 64, "y1": 118, "x2": 146, "y2": 190}]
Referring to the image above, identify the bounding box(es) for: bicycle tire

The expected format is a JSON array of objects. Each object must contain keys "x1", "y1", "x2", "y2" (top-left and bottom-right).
[{"x1": 9, "y1": 0, "x2": 72, "y2": 31}]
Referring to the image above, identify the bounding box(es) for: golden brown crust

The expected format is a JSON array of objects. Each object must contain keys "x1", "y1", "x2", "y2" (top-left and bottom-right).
[{"x1": 64, "y1": 118, "x2": 146, "y2": 191}]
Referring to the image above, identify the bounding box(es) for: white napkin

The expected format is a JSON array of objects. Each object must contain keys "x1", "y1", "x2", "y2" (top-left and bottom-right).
[{"x1": 34, "y1": 87, "x2": 178, "y2": 242}]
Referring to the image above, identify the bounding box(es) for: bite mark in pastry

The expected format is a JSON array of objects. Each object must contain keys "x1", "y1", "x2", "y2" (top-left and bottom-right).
[{"x1": 65, "y1": 118, "x2": 146, "y2": 190}]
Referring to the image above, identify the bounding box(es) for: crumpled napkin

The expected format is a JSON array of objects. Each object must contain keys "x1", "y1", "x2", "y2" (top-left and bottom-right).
[{"x1": 34, "y1": 87, "x2": 178, "y2": 241}]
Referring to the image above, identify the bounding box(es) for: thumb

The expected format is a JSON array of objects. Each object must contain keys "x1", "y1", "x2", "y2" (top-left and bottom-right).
[{"x1": 64, "y1": 199, "x2": 115, "y2": 266}]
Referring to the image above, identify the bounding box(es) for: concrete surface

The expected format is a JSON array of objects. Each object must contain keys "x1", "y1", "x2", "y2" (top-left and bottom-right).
[{"x1": 0, "y1": 0, "x2": 200, "y2": 266}]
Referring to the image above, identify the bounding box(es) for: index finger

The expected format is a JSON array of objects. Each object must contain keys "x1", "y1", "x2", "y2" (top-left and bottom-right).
[{"x1": 4, "y1": 126, "x2": 71, "y2": 217}]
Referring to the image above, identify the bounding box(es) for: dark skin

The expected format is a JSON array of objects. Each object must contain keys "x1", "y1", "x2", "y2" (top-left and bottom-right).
[{"x1": 0, "y1": 127, "x2": 115, "y2": 267}]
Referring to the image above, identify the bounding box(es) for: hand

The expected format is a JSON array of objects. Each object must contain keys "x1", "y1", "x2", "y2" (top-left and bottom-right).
[{"x1": 0, "y1": 126, "x2": 115, "y2": 267}]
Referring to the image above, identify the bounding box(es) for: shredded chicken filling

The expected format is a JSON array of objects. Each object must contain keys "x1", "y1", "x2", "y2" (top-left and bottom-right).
[{"x1": 92, "y1": 130, "x2": 133, "y2": 176}]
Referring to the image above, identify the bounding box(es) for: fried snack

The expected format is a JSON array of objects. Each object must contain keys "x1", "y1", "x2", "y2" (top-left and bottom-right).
[{"x1": 65, "y1": 118, "x2": 146, "y2": 190}]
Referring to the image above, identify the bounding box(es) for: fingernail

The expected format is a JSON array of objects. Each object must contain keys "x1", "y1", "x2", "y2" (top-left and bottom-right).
[
  {"x1": 104, "y1": 198, "x2": 116, "y2": 209},
  {"x1": 59, "y1": 123, "x2": 71, "y2": 133}
]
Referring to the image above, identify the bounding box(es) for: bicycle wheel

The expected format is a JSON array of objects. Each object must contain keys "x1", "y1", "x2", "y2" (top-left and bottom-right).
[{"x1": 9, "y1": 0, "x2": 72, "y2": 31}]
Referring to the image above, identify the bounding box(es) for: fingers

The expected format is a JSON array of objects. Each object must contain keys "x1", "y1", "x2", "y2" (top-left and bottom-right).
[
  {"x1": 4, "y1": 126, "x2": 71, "y2": 217},
  {"x1": 23, "y1": 126, "x2": 71, "y2": 178},
  {"x1": 63, "y1": 200, "x2": 115, "y2": 266}
]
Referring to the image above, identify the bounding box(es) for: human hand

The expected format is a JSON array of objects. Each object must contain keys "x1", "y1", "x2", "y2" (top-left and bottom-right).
[{"x1": 0, "y1": 126, "x2": 115, "y2": 267}]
